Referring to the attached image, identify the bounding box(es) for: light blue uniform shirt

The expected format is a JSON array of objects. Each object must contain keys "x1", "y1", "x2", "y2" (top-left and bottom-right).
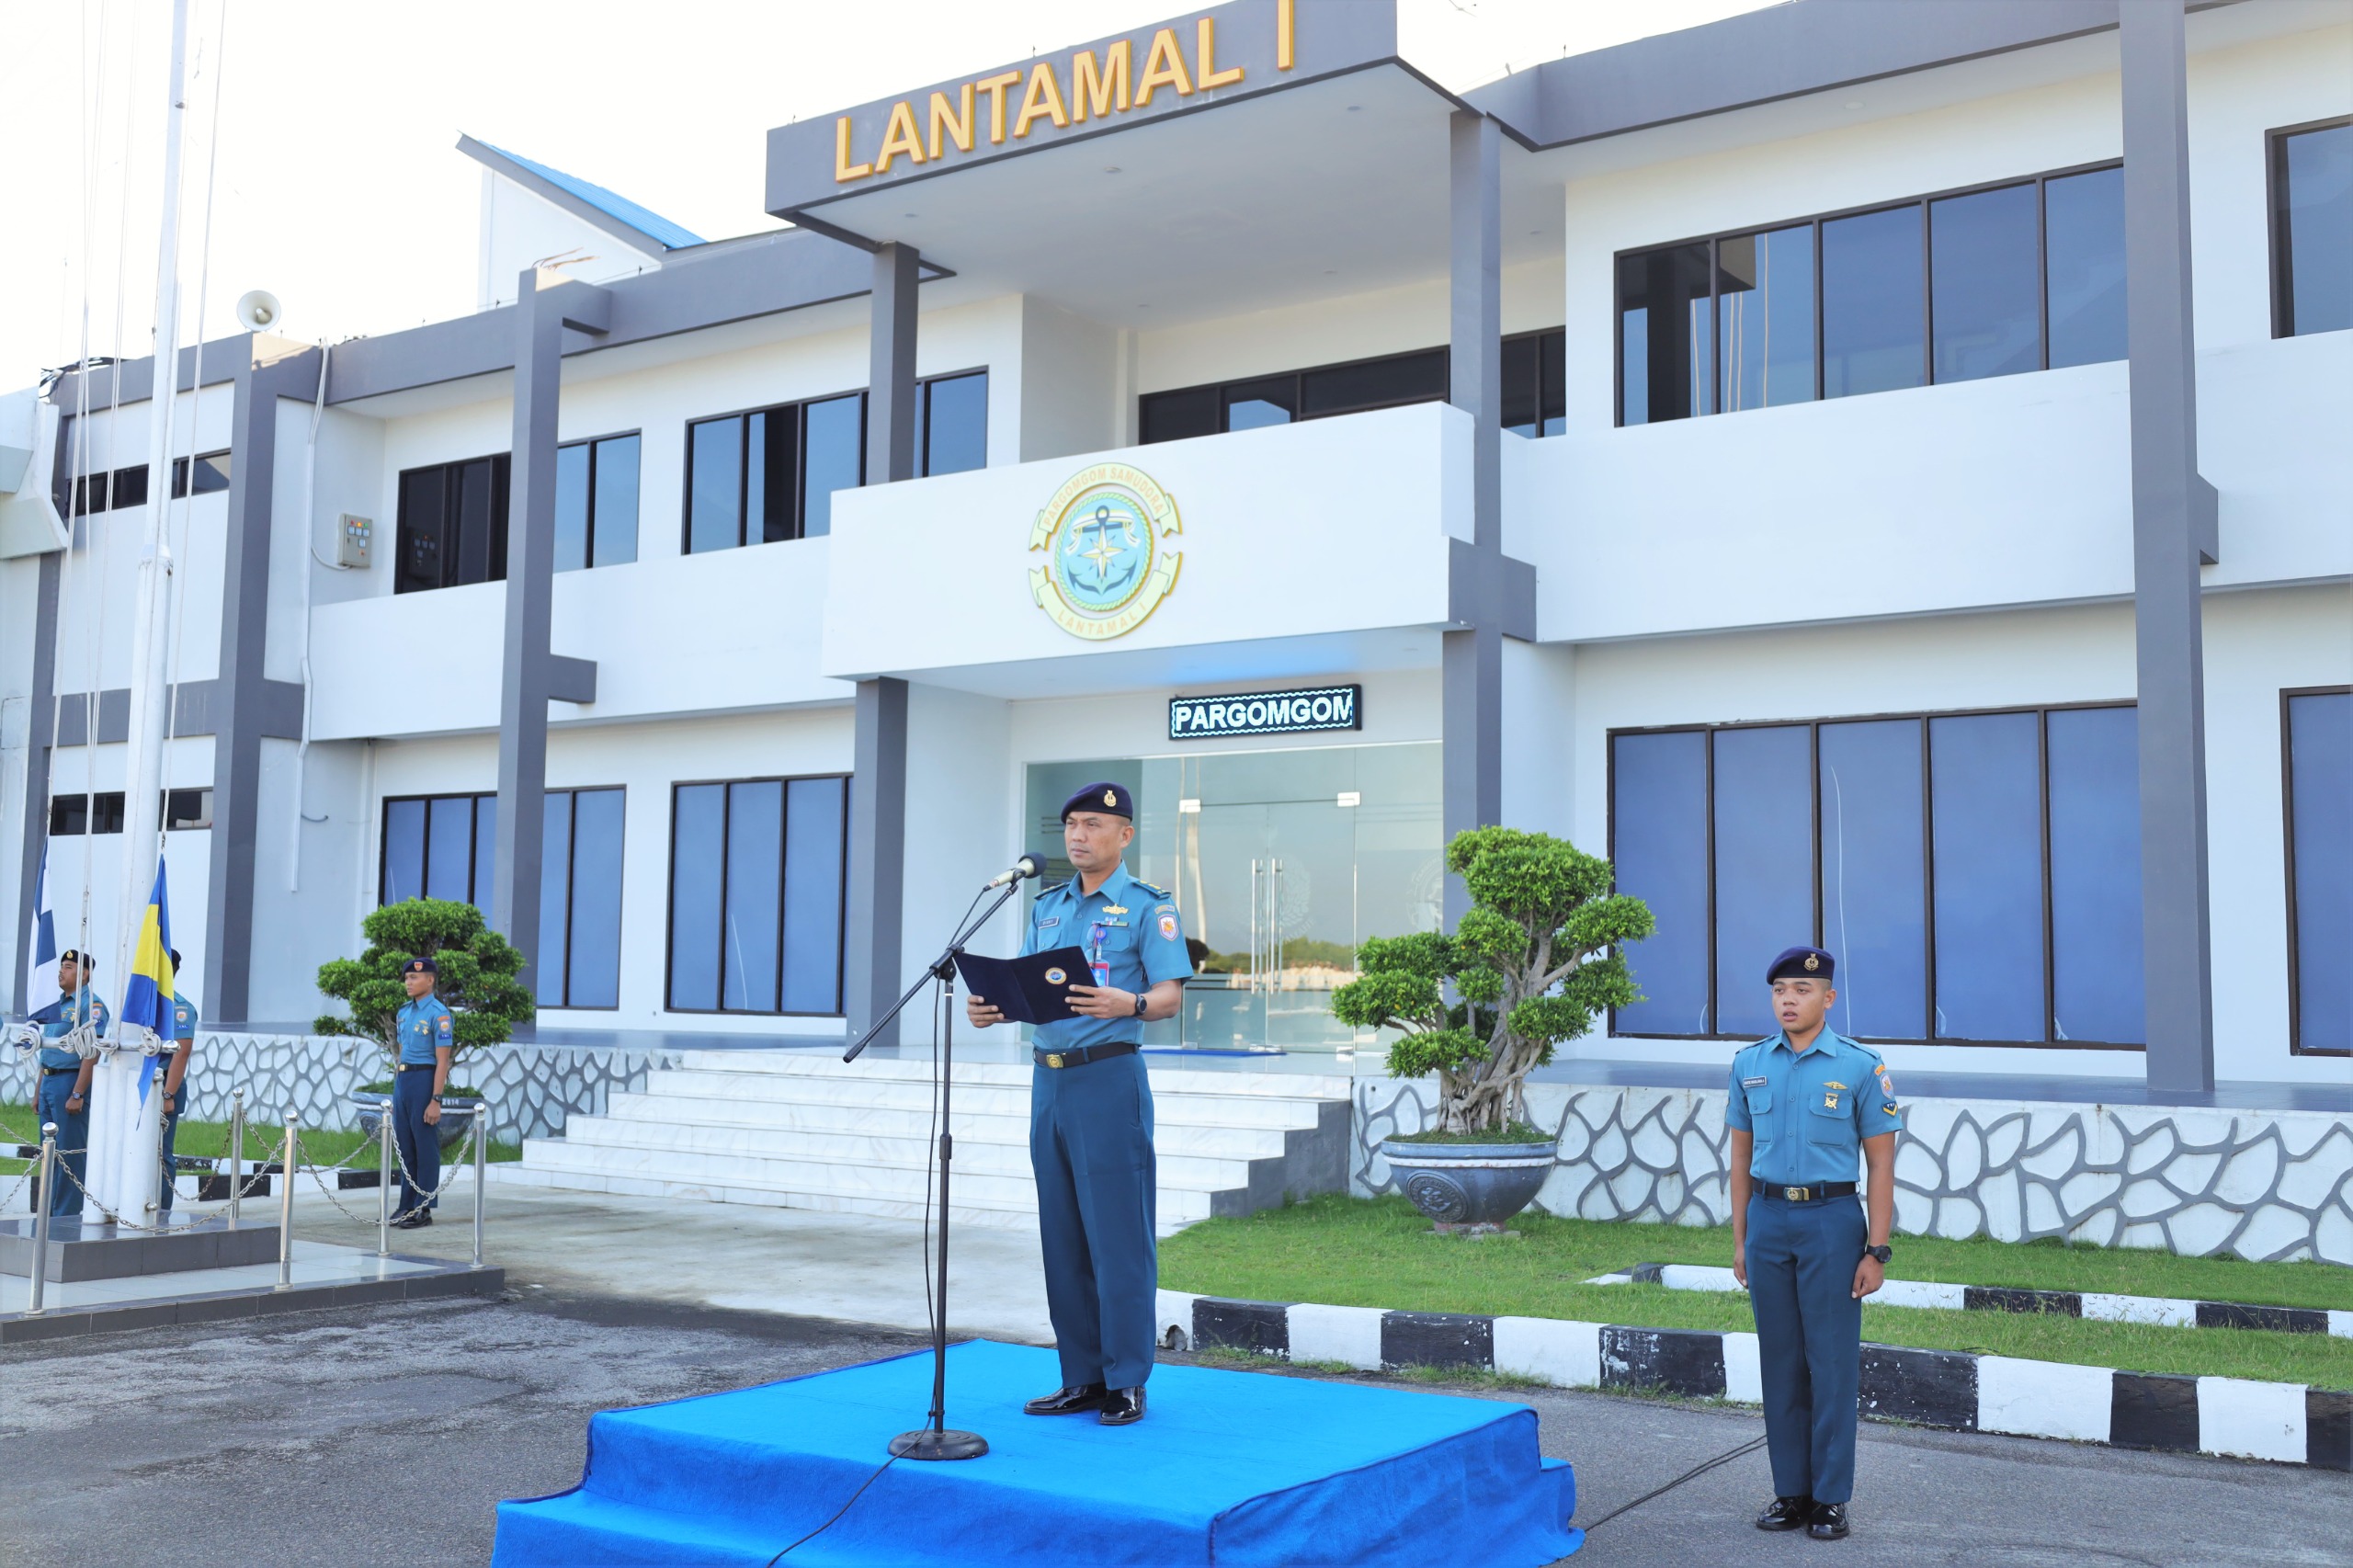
[
  {"x1": 31, "y1": 990, "x2": 110, "y2": 1071},
  {"x1": 1723, "y1": 1028, "x2": 1904, "y2": 1187},
  {"x1": 168, "y1": 993, "x2": 199, "y2": 1052},
  {"x1": 395, "y1": 995, "x2": 455, "y2": 1065},
  {"x1": 1021, "y1": 862, "x2": 1191, "y2": 1052}
]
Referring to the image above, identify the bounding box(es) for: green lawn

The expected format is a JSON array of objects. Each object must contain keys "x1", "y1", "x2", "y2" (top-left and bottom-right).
[
  {"x1": 0, "y1": 1102, "x2": 521, "y2": 1171},
  {"x1": 1160, "y1": 1194, "x2": 2353, "y2": 1389}
]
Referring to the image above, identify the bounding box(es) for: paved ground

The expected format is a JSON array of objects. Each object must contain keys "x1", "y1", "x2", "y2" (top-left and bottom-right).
[{"x1": 5, "y1": 1282, "x2": 2346, "y2": 1568}]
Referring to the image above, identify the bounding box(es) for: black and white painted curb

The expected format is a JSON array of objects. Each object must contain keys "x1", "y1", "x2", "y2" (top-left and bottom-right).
[
  {"x1": 1156, "y1": 1290, "x2": 2353, "y2": 1471},
  {"x1": 1587, "y1": 1263, "x2": 2353, "y2": 1338}
]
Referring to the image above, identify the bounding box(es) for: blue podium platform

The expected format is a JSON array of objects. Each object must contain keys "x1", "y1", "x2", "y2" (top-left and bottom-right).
[{"x1": 492, "y1": 1339, "x2": 1581, "y2": 1567}]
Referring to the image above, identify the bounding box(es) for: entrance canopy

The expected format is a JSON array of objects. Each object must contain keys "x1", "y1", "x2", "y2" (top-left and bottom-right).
[{"x1": 763, "y1": 1, "x2": 1556, "y2": 331}]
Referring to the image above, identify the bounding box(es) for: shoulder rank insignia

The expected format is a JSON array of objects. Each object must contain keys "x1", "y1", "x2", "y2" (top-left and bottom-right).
[{"x1": 1131, "y1": 879, "x2": 1172, "y2": 900}]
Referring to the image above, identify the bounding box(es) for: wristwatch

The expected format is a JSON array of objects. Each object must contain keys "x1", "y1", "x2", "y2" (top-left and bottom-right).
[
  {"x1": 1864, "y1": 1244, "x2": 1893, "y2": 1265},
  {"x1": 1131, "y1": 991, "x2": 1148, "y2": 1017}
]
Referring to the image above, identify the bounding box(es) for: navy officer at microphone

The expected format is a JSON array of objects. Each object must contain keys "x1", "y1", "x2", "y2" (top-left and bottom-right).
[{"x1": 966, "y1": 781, "x2": 1189, "y2": 1427}]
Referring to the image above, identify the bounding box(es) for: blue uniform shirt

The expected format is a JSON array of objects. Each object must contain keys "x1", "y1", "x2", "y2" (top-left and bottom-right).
[
  {"x1": 395, "y1": 995, "x2": 455, "y2": 1065},
  {"x1": 168, "y1": 994, "x2": 199, "y2": 1052},
  {"x1": 31, "y1": 990, "x2": 110, "y2": 1071},
  {"x1": 1021, "y1": 863, "x2": 1191, "y2": 1051},
  {"x1": 1724, "y1": 1028, "x2": 1904, "y2": 1187}
]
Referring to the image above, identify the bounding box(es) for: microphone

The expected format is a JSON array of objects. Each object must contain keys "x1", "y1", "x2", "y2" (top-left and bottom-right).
[{"x1": 983, "y1": 852, "x2": 1045, "y2": 890}]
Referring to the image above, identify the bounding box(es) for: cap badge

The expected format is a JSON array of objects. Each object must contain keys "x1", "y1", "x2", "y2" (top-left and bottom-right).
[
  {"x1": 1104, "y1": 790, "x2": 1118, "y2": 806},
  {"x1": 1803, "y1": 953, "x2": 1820, "y2": 971}
]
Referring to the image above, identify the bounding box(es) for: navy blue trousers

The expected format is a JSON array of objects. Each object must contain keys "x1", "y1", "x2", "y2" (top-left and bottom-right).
[
  {"x1": 1746, "y1": 1193, "x2": 1866, "y2": 1504},
  {"x1": 32, "y1": 1072, "x2": 86, "y2": 1216},
  {"x1": 1029, "y1": 1051, "x2": 1157, "y2": 1391},
  {"x1": 156, "y1": 1082, "x2": 184, "y2": 1214},
  {"x1": 392, "y1": 1072, "x2": 441, "y2": 1214}
]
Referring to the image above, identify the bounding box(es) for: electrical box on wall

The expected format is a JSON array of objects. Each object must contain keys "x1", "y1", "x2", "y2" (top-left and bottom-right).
[{"x1": 337, "y1": 513, "x2": 371, "y2": 569}]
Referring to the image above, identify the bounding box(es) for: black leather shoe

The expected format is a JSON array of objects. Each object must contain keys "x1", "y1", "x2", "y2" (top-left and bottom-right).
[
  {"x1": 1022, "y1": 1383, "x2": 1107, "y2": 1415},
  {"x1": 1755, "y1": 1495, "x2": 1813, "y2": 1531},
  {"x1": 1097, "y1": 1387, "x2": 1145, "y2": 1426},
  {"x1": 1807, "y1": 1502, "x2": 1849, "y2": 1540},
  {"x1": 393, "y1": 1211, "x2": 432, "y2": 1230}
]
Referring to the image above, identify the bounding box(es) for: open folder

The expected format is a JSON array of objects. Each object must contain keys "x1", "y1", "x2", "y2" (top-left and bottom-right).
[{"x1": 952, "y1": 946, "x2": 1095, "y2": 1025}]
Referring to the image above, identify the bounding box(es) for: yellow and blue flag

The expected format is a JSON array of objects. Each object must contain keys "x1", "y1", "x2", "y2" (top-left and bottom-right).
[{"x1": 121, "y1": 860, "x2": 176, "y2": 1101}]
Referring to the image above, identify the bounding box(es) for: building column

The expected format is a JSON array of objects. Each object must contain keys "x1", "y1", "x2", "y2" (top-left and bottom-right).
[
  {"x1": 492, "y1": 271, "x2": 607, "y2": 994},
  {"x1": 1443, "y1": 110, "x2": 1505, "y2": 929},
  {"x1": 845, "y1": 243, "x2": 919, "y2": 1044},
  {"x1": 2120, "y1": 2, "x2": 2217, "y2": 1093},
  {"x1": 202, "y1": 342, "x2": 319, "y2": 1021}
]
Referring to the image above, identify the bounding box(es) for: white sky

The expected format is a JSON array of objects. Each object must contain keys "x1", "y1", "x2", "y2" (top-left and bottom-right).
[{"x1": 0, "y1": 0, "x2": 1779, "y2": 395}]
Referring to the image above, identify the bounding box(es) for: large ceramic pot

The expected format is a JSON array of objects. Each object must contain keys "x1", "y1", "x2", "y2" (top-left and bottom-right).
[
  {"x1": 1381, "y1": 1137, "x2": 1558, "y2": 1233},
  {"x1": 351, "y1": 1090, "x2": 483, "y2": 1152}
]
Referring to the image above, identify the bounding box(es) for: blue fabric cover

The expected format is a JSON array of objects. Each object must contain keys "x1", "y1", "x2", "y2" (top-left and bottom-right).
[{"x1": 492, "y1": 1339, "x2": 1579, "y2": 1567}]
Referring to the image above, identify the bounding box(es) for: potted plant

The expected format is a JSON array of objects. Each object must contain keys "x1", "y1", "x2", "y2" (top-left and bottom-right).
[
  {"x1": 1332, "y1": 827, "x2": 1653, "y2": 1233},
  {"x1": 313, "y1": 898, "x2": 535, "y2": 1151}
]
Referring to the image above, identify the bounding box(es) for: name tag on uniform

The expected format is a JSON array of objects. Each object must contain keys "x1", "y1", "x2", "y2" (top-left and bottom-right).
[
  {"x1": 1036, "y1": 916, "x2": 1059, "y2": 927},
  {"x1": 1742, "y1": 1076, "x2": 1768, "y2": 1088}
]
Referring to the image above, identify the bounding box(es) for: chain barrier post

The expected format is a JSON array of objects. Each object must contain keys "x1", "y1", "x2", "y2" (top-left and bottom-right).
[
  {"x1": 26, "y1": 1125, "x2": 59, "y2": 1315},
  {"x1": 377, "y1": 1096, "x2": 393, "y2": 1256},
  {"x1": 275, "y1": 1112, "x2": 297, "y2": 1292},
  {"x1": 470, "y1": 1101, "x2": 487, "y2": 1269},
  {"x1": 227, "y1": 1089, "x2": 245, "y2": 1225}
]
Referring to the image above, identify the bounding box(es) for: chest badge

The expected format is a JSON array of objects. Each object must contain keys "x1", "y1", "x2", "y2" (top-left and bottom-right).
[
  {"x1": 1823, "y1": 1092, "x2": 1840, "y2": 1110},
  {"x1": 1101, "y1": 904, "x2": 1128, "y2": 915},
  {"x1": 1824, "y1": 1081, "x2": 1848, "y2": 1091}
]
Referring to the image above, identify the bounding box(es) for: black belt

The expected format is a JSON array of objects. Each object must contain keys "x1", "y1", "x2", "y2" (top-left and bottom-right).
[
  {"x1": 394, "y1": 1062, "x2": 438, "y2": 1073},
  {"x1": 1756, "y1": 1181, "x2": 1858, "y2": 1202},
  {"x1": 1034, "y1": 1042, "x2": 1139, "y2": 1070},
  {"x1": 40, "y1": 1065, "x2": 80, "y2": 1076}
]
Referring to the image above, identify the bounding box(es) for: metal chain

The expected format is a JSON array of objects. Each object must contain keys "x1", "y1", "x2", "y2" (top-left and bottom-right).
[{"x1": 28, "y1": 1130, "x2": 289, "y2": 1233}]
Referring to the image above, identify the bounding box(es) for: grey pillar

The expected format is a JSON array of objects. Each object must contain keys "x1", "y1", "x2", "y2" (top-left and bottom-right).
[
  {"x1": 9, "y1": 551, "x2": 62, "y2": 1014},
  {"x1": 2121, "y1": 2, "x2": 2215, "y2": 1093},
  {"x1": 868, "y1": 242, "x2": 919, "y2": 484},
  {"x1": 492, "y1": 271, "x2": 608, "y2": 994},
  {"x1": 202, "y1": 344, "x2": 317, "y2": 1022},
  {"x1": 1443, "y1": 111, "x2": 1505, "y2": 928},
  {"x1": 845, "y1": 676, "x2": 909, "y2": 1045},
  {"x1": 843, "y1": 246, "x2": 919, "y2": 1044}
]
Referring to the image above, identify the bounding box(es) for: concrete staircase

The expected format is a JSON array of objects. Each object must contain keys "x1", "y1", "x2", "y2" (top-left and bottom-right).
[{"x1": 506, "y1": 1051, "x2": 1354, "y2": 1237}]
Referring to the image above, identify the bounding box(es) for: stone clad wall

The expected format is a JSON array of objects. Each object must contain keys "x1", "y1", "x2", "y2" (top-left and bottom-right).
[
  {"x1": 4, "y1": 1034, "x2": 678, "y2": 1143},
  {"x1": 1354, "y1": 1079, "x2": 2353, "y2": 1266}
]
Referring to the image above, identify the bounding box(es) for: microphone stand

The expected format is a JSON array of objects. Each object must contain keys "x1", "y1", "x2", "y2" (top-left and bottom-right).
[{"x1": 843, "y1": 875, "x2": 1024, "y2": 1462}]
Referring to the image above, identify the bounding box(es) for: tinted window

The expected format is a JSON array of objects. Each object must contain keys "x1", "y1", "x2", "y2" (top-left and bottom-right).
[
  {"x1": 1609, "y1": 731, "x2": 1711, "y2": 1034},
  {"x1": 2288, "y1": 690, "x2": 2351, "y2": 1051},
  {"x1": 801, "y1": 393, "x2": 863, "y2": 538},
  {"x1": 1818, "y1": 720, "x2": 1927, "y2": 1041},
  {"x1": 1823, "y1": 207, "x2": 1925, "y2": 398},
  {"x1": 381, "y1": 791, "x2": 494, "y2": 907},
  {"x1": 687, "y1": 415, "x2": 743, "y2": 555},
  {"x1": 553, "y1": 442, "x2": 591, "y2": 574},
  {"x1": 1222, "y1": 375, "x2": 1297, "y2": 431},
  {"x1": 667, "y1": 776, "x2": 849, "y2": 1015},
  {"x1": 1931, "y1": 183, "x2": 2042, "y2": 382},
  {"x1": 923, "y1": 370, "x2": 989, "y2": 475},
  {"x1": 1929, "y1": 712, "x2": 2045, "y2": 1040},
  {"x1": 592, "y1": 434, "x2": 641, "y2": 566},
  {"x1": 2276, "y1": 122, "x2": 2352, "y2": 337},
  {"x1": 667, "y1": 784, "x2": 725, "y2": 1011},
  {"x1": 566, "y1": 788, "x2": 627, "y2": 1009},
  {"x1": 781, "y1": 777, "x2": 847, "y2": 1014},
  {"x1": 1711, "y1": 726, "x2": 1814, "y2": 1038},
  {"x1": 1620, "y1": 243, "x2": 1712, "y2": 424},
  {"x1": 2045, "y1": 167, "x2": 2128, "y2": 369},
  {"x1": 1717, "y1": 225, "x2": 1815, "y2": 411},
  {"x1": 2046, "y1": 706, "x2": 2143, "y2": 1044},
  {"x1": 1300, "y1": 349, "x2": 1447, "y2": 418},
  {"x1": 171, "y1": 450, "x2": 233, "y2": 498},
  {"x1": 1140, "y1": 386, "x2": 1218, "y2": 444},
  {"x1": 381, "y1": 799, "x2": 426, "y2": 903}
]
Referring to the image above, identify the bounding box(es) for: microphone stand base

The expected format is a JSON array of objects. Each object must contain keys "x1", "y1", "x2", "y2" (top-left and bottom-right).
[{"x1": 889, "y1": 1427, "x2": 990, "y2": 1461}]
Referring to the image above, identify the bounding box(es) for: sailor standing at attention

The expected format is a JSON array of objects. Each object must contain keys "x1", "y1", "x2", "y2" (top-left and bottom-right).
[
  {"x1": 1727, "y1": 947, "x2": 1902, "y2": 1542},
  {"x1": 391, "y1": 957, "x2": 456, "y2": 1229},
  {"x1": 966, "y1": 782, "x2": 1189, "y2": 1428}
]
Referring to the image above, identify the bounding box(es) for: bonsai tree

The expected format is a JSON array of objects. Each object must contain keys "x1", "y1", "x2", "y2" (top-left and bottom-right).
[
  {"x1": 1331, "y1": 827, "x2": 1653, "y2": 1137},
  {"x1": 313, "y1": 898, "x2": 535, "y2": 1095}
]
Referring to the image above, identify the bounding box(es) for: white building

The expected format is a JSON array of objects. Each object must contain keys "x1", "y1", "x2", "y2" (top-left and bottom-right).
[{"x1": 4, "y1": 0, "x2": 2347, "y2": 1106}]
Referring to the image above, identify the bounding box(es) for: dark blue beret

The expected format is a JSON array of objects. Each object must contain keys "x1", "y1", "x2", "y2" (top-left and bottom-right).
[
  {"x1": 1062, "y1": 781, "x2": 1133, "y2": 821},
  {"x1": 404, "y1": 957, "x2": 438, "y2": 976},
  {"x1": 1767, "y1": 946, "x2": 1834, "y2": 983}
]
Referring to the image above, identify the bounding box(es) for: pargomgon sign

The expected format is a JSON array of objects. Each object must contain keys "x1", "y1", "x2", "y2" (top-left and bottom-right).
[{"x1": 1169, "y1": 685, "x2": 1361, "y2": 740}]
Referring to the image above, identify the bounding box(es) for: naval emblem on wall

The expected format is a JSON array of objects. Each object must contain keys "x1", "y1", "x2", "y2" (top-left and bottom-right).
[{"x1": 1029, "y1": 462, "x2": 1183, "y2": 640}]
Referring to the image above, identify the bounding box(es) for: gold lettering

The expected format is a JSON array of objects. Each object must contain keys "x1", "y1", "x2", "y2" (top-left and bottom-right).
[
  {"x1": 1072, "y1": 40, "x2": 1131, "y2": 120},
  {"x1": 871, "y1": 99, "x2": 926, "y2": 174},
  {"x1": 834, "y1": 116, "x2": 872, "y2": 183},
  {"x1": 1197, "y1": 17, "x2": 1244, "y2": 89},
  {"x1": 975, "y1": 70, "x2": 1024, "y2": 144},
  {"x1": 1279, "y1": 0, "x2": 1295, "y2": 70},
  {"x1": 928, "y1": 85, "x2": 975, "y2": 158},
  {"x1": 1134, "y1": 27, "x2": 1193, "y2": 106},
  {"x1": 1014, "y1": 60, "x2": 1069, "y2": 138}
]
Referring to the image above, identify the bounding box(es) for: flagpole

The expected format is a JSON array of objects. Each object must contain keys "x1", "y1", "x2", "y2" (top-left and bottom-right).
[{"x1": 92, "y1": 0, "x2": 193, "y2": 1229}]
